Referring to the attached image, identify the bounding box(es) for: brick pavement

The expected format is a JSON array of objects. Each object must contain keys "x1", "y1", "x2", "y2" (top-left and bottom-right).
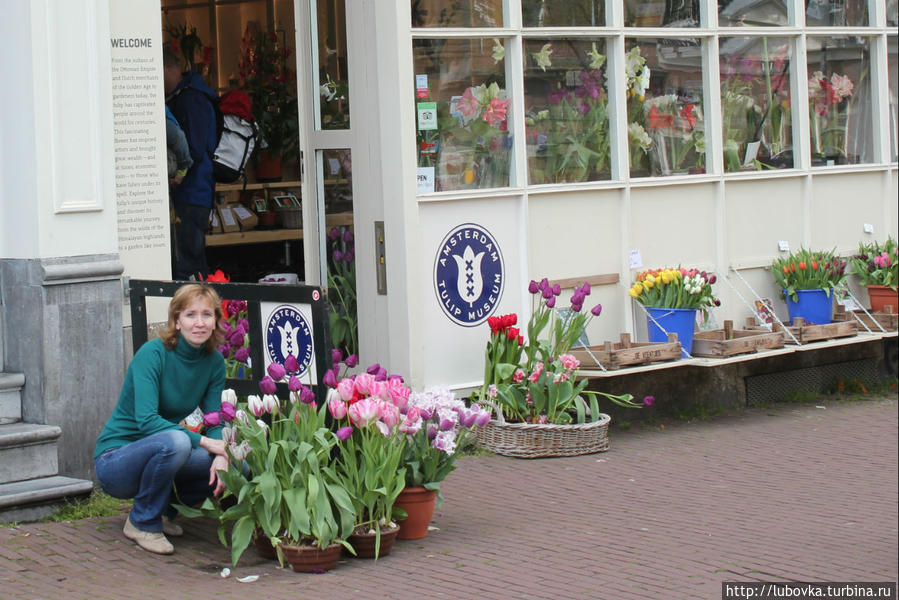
[{"x1": 1, "y1": 397, "x2": 896, "y2": 600}]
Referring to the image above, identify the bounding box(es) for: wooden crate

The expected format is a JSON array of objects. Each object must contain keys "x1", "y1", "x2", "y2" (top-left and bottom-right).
[
  {"x1": 833, "y1": 305, "x2": 898, "y2": 332},
  {"x1": 691, "y1": 320, "x2": 786, "y2": 358},
  {"x1": 757, "y1": 318, "x2": 858, "y2": 344},
  {"x1": 571, "y1": 333, "x2": 682, "y2": 370}
]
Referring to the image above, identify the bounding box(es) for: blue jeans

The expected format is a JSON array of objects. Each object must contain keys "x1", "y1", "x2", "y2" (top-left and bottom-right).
[{"x1": 95, "y1": 430, "x2": 214, "y2": 533}]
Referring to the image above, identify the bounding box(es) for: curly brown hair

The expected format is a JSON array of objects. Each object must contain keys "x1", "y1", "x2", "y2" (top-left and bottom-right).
[{"x1": 159, "y1": 284, "x2": 225, "y2": 353}]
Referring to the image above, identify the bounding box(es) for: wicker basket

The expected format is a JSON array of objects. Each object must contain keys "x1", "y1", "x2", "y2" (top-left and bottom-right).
[
  {"x1": 277, "y1": 206, "x2": 302, "y2": 229},
  {"x1": 475, "y1": 413, "x2": 611, "y2": 458}
]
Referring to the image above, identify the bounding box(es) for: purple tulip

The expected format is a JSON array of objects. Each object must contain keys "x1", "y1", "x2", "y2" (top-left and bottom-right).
[
  {"x1": 427, "y1": 424, "x2": 438, "y2": 440},
  {"x1": 288, "y1": 375, "x2": 302, "y2": 392},
  {"x1": 220, "y1": 402, "x2": 236, "y2": 423},
  {"x1": 229, "y1": 331, "x2": 246, "y2": 347},
  {"x1": 221, "y1": 321, "x2": 233, "y2": 336},
  {"x1": 331, "y1": 348, "x2": 344, "y2": 365},
  {"x1": 237, "y1": 318, "x2": 249, "y2": 332},
  {"x1": 284, "y1": 354, "x2": 300, "y2": 373},
  {"x1": 581, "y1": 282, "x2": 591, "y2": 295},
  {"x1": 552, "y1": 284, "x2": 561, "y2": 296},
  {"x1": 571, "y1": 302, "x2": 583, "y2": 313},
  {"x1": 300, "y1": 386, "x2": 316, "y2": 404},
  {"x1": 267, "y1": 362, "x2": 286, "y2": 381},
  {"x1": 542, "y1": 287, "x2": 553, "y2": 300},
  {"x1": 343, "y1": 229, "x2": 354, "y2": 243},
  {"x1": 203, "y1": 411, "x2": 221, "y2": 427},
  {"x1": 328, "y1": 227, "x2": 340, "y2": 241},
  {"x1": 345, "y1": 354, "x2": 359, "y2": 368},
  {"x1": 366, "y1": 363, "x2": 381, "y2": 375},
  {"x1": 546, "y1": 296, "x2": 556, "y2": 308},
  {"x1": 375, "y1": 367, "x2": 387, "y2": 382},
  {"x1": 643, "y1": 395, "x2": 655, "y2": 406},
  {"x1": 336, "y1": 426, "x2": 354, "y2": 441},
  {"x1": 259, "y1": 376, "x2": 277, "y2": 395},
  {"x1": 528, "y1": 280, "x2": 539, "y2": 294},
  {"x1": 333, "y1": 250, "x2": 344, "y2": 263},
  {"x1": 571, "y1": 290, "x2": 586, "y2": 306},
  {"x1": 218, "y1": 344, "x2": 230, "y2": 359},
  {"x1": 591, "y1": 304, "x2": 603, "y2": 316},
  {"x1": 233, "y1": 347, "x2": 250, "y2": 363},
  {"x1": 539, "y1": 278, "x2": 549, "y2": 291},
  {"x1": 474, "y1": 410, "x2": 491, "y2": 427},
  {"x1": 323, "y1": 369, "x2": 337, "y2": 388},
  {"x1": 344, "y1": 249, "x2": 355, "y2": 263},
  {"x1": 708, "y1": 275, "x2": 717, "y2": 284}
]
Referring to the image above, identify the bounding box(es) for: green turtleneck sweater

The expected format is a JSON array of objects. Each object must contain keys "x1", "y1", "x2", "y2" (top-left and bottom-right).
[{"x1": 94, "y1": 333, "x2": 226, "y2": 458}]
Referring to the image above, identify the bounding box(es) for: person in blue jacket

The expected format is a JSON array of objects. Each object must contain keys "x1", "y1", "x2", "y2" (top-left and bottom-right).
[
  {"x1": 163, "y1": 46, "x2": 218, "y2": 281},
  {"x1": 94, "y1": 284, "x2": 228, "y2": 555}
]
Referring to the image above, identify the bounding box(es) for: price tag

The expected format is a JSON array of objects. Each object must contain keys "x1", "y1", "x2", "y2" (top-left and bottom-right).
[
  {"x1": 628, "y1": 249, "x2": 643, "y2": 270},
  {"x1": 417, "y1": 102, "x2": 438, "y2": 131}
]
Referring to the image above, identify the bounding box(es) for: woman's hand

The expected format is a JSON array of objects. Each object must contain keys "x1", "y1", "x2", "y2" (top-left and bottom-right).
[
  {"x1": 209, "y1": 455, "x2": 229, "y2": 497},
  {"x1": 199, "y1": 436, "x2": 227, "y2": 457}
]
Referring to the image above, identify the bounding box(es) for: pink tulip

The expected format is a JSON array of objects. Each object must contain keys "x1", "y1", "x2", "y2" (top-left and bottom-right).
[
  {"x1": 354, "y1": 373, "x2": 375, "y2": 396},
  {"x1": 347, "y1": 398, "x2": 379, "y2": 427},
  {"x1": 474, "y1": 409, "x2": 491, "y2": 427},
  {"x1": 328, "y1": 394, "x2": 348, "y2": 420},
  {"x1": 247, "y1": 395, "x2": 265, "y2": 417},
  {"x1": 259, "y1": 376, "x2": 277, "y2": 396},
  {"x1": 370, "y1": 381, "x2": 390, "y2": 402},
  {"x1": 220, "y1": 402, "x2": 236, "y2": 423},
  {"x1": 336, "y1": 426, "x2": 354, "y2": 441},
  {"x1": 203, "y1": 411, "x2": 221, "y2": 427},
  {"x1": 337, "y1": 378, "x2": 355, "y2": 402},
  {"x1": 378, "y1": 401, "x2": 400, "y2": 428}
]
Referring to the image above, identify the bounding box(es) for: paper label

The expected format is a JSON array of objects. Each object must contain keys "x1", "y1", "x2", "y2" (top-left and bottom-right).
[
  {"x1": 417, "y1": 102, "x2": 438, "y2": 131},
  {"x1": 417, "y1": 167, "x2": 435, "y2": 194},
  {"x1": 743, "y1": 141, "x2": 761, "y2": 165},
  {"x1": 220, "y1": 207, "x2": 237, "y2": 227},
  {"x1": 415, "y1": 74, "x2": 429, "y2": 99},
  {"x1": 328, "y1": 158, "x2": 341, "y2": 175},
  {"x1": 628, "y1": 249, "x2": 643, "y2": 270},
  {"x1": 233, "y1": 205, "x2": 253, "y2": 219}
]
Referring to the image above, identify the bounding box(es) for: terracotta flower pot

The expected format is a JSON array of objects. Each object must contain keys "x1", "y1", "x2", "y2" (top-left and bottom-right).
[
  {"x1": 346, "y1": 523, "x2": 401, "y2": 558},
  {"x1": 394, "y1": 486, "x2": 438, "y2": 540},
  {"x1": 253, "y1": 529, "x2": 277, "y2": 560},
  {"x1": 279, "y1": 542, "x2": 342, "y2": 572},
  {"x1": 255, "y1": 150, "x2": 283, "y2": 183},
  {"x1": 867, "y1": 285, "x2": 898, "y2": 313}
]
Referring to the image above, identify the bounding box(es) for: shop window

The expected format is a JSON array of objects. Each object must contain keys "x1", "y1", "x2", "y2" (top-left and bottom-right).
[
  {"x1": 413, "y1": 38, "x2": 513, "y2": 192},
  {"x1": 521, "y1": 0, "x2": 606, "y2": 26},
  {"x1": 411, "y1": 0, "x2": 504, "y2": 27},
  {"x1": 805, "y1": 0, "x2": 869, "y2": 26},
  {"x1": 523, "y1": 38, "x2": 612, "y2": 184},
  {"x1": 889, "y1": 36, "x2": 898, "y2": 162},
  {"x1": 718, "y1": 0, "x2": 790, "y2": 27},
  {"x1": 719, "y1": 37, "x2": 794, "y2": 172},
  {"x1": 625, "y1": 38, "x2": 706, "y2": 177},
  {"x1": 315, "y1": 0, "x2": 350, "y2": 130},
  {"x1": 806, "y1": 36, "x2": 874, "y2": 166},
  {"x1": 625, "y1": 0, "x2": 702, "y2": 27},
  {"x1": 889, "y1": 0, "x2": 898, "y2": 26}
]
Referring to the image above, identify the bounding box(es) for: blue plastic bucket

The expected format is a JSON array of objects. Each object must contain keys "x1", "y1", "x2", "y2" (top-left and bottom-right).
[
  {"x1": 646, "y1": 307, "x2": 697, "y2": 354},
  {"x1": 784, "y1": 288, "x2": 832, "y2": 325}
]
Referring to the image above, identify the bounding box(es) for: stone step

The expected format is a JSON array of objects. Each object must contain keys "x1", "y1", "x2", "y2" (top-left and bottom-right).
[
  {"x1": 0, "y1": 372, "x2": 24, "y2": 424},
  {"x1": 0, "y1": 475, "x2": 94, "y2": 523},
  {"x1": 0, "y1": 423, "x2": 62, "y2": 484}
]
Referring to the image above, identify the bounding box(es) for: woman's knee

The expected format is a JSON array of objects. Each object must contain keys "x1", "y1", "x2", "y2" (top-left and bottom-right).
[{"x1": 156, "y1": 429, "x2": 193, "y2": 461}]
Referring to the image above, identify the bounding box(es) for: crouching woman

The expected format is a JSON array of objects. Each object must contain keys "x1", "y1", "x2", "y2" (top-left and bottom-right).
[{"x1": 94, "y1": 284, "x2": 229, "y2": 555}]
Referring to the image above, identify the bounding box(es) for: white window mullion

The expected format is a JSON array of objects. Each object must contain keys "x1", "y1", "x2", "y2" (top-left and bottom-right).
[
  {"x1": 507, "y1": 34, "x2": 527, "y2": 188},
  {"x1": 792, "y1": 33, "x2": 812, "y2": 170},
  {"x1": 702, "y1": 35, "x2": 724, "y2": 175},
  {"x1": 870, "y1": 33, "x2": 891, "y2": 164},
  {"x1": 607, "y1": 34, "x2": 629, "y2": 181}
]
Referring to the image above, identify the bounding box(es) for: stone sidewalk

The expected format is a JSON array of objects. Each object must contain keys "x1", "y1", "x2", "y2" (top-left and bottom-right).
[{"x1": 1, "y1": 397, "x2": 896, "y2": 600}]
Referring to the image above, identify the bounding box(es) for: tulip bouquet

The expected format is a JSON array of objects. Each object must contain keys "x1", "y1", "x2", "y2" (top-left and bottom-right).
[
  {"x1": 628, "y1": 267, "x2": 720, "y2": 319},
  {"x1": 401, "y1": 387, "x2": 491, "y2": 496},
  {"x1": 850, "y1": 237, "x2": 898, "y2": 290},
  {"x1": 479, "y1": 278, "x2": 638, "y2": 425},
  {"x1": 770, "y1": 248, "x2": 847, "y2": 301},
  {"x1": 808, "y1": 70, "x2": 854, "y2": 162}
]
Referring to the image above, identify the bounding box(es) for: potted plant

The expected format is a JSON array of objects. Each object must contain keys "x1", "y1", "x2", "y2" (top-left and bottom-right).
[
  {"x1": 771, "y1": 248, "x2": 847, "y2": 325},
  {"x1": 175, "y1": 369, "x2": 355, "y2": 572},
  {"x1": 475, "y1": 280, "x2": 643, "y2": 458},
  {"x1": 326, "y1": 357, "x2": 410, "y2": 558},
  {"x1": 237, "y1": 24, "x2": 299, "y2": 181},
  {"x1": 628, "y1": 268, "x2": 719, "y2": 354},
  {"x1": 396, "y1": 387, "x2": 490, "y2": 539},
  {"x1": 850, "y1": 237, "x2": 898, "y2": 312}
]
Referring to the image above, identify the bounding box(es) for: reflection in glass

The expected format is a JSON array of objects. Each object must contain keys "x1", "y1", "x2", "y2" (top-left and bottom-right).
[
  {"x1": 215, "y1": 2, "x2": 267, "y2": 90},
  {"x1": 522, "y1": 0, "x2": 605, "y2": 27},
  {"x1": 624, "y1": 0, "x2": 701, "y2": 27},
  {"x1": 320, "y1": 149, "x2": 357, "y2": 357},
  {"x1": 718, "y1": 0, "x2": 789, "y2": 27},
  {"x1": 316, "y1": 0, "x2": 350, "y2": 129},
  {"x1": 806, "y1": 37, "x2": 873, "y2": 165},
  {"x1": 413, "y1": 38, "x2": 512, "y2": 192},
  {"x1": 719, "y1": 37, "x2": 794, "y2": 171},
  {"x1": 161, "y1": 6, "x2": 215, "y2": 83},
  {"x1": 805, "y1": 0, "x2": 868, "y2": 26},
  {"x1": 524, "y1": 39, "x2": 611, "y2": 183},
  {"x1": 411, "y1": 0, "x2": 503, "y2": 27},
  {"x1": 889, "y1": 0, "x2": 898, "y2": 27},
  {"x1": 625, "y1": 39, "x2": 706, "y2": 177},
  {"x1": 888, "y1": 37, "x2": 897, "y2": 161}
]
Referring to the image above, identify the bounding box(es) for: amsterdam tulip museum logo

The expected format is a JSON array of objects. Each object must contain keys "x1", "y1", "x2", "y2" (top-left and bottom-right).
[
  {"x1": 264, "y1": 304, "x2": 314, "y2": 377},
  {"x1": 434, "y1": 223, "x2": 504, "y2": 327}
]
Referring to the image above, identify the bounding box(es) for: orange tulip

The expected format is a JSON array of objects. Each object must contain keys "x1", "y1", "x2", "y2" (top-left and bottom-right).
[{"x1": 798, "y1": 261, "x2": 807, "y2": 270}]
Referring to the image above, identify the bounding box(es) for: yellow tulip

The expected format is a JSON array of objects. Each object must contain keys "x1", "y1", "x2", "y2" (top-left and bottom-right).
[
  {"x1": 628, "y1": 287, "x2": 639, "y2": 298},
  {"x1": 644, "y1": 278, "x2": 654, "y2": 289},
  {"x1": 661, "y1": 271, "x2": 672, "y2": 284},
  {"x1": 632, "y1": 282, "x2": 643, "y2": 294},
  {"x1": 463, "y1": 169, "x2": 475, "y2": 184}
]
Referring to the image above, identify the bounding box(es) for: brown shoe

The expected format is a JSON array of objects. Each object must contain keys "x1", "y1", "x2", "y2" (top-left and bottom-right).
[
  {"x1": 162, "y1": 516, "x2": 183, "y2": 537},
  {"x1": 123, "y1": 515, "x2": 174, "y2": 555}
]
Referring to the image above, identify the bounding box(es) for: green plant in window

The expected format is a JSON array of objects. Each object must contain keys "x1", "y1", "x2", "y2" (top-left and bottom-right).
[
  {"x1": 525, "y1": 43, "x2": 611, "y2": 183},
  {"x1": 808, "y1": 69, "x2": 856, "y2": 162}
]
